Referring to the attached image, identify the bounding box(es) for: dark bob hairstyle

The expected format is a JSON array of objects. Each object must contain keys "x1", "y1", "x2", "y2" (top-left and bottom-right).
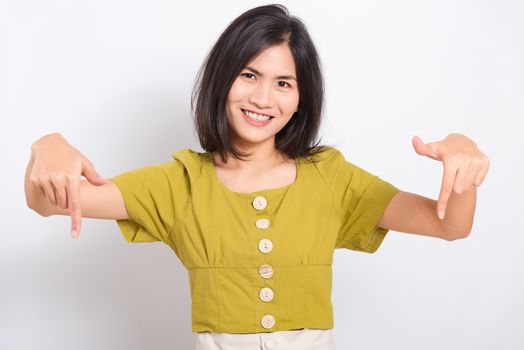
[{"x1": 191, "y1": 4, "x2": 328, "y2": 163}]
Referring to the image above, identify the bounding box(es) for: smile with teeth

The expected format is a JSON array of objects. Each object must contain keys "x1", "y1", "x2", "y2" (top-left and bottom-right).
[{"x1": 242, "y1": 109, "x2": 273, "y2": 121}]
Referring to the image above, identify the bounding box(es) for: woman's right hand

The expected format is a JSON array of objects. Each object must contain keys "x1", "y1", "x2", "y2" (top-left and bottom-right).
[{"x1": 29, "y1": 133, "x2": 109, "y2": 238}]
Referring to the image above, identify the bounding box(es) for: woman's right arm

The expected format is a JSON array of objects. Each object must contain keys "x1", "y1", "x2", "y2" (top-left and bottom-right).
[{"x1": 25, "y1": 133, "x2": 129, "y2": 238}]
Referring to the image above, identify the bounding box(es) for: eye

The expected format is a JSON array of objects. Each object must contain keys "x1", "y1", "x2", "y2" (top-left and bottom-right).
[
  {"x1": 278, "y1": 81, "x2": 291, "y2": 88},
  {"x1": 241, "y1": 72, "x2": 256, "y2": 80}
]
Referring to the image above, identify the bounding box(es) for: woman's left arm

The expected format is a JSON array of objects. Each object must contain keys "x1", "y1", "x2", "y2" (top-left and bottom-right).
[{"x1": 377, "y1": 133, "x2": 490, "y2": 241}]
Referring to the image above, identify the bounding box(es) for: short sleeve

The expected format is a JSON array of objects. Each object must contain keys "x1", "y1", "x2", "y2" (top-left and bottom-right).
[
  {"x1": 110, "y1": 159, "x2": 187, "y2": 246},
  {"x1": 320, "y1": 148, "x2": 401, "y2": 253}
]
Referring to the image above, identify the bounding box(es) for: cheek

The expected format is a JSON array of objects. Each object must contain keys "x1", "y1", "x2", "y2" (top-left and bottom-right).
[
  {"x1": 227, "y1": 80, "x2": 245, "y2": 104},
  {"x1": 283, "y1": 92, "x2": 300, "y2": 114}
]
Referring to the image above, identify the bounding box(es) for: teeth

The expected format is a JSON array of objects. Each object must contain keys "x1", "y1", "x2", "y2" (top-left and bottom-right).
[{"x1": 243, "y1": 109, "x2": 271, "y2": 121}]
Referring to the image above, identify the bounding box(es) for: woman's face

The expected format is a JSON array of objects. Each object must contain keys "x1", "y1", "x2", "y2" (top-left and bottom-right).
[{"x1": 226, "y1": 43, "x2": 299, "y2": 150}]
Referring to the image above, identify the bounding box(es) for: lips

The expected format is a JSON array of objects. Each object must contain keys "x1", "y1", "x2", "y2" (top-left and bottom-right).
[
  {"x1": 241, "y1": 109, "x2": 274, "y2": 119},
  {"x1": 240, "y1": 108, "x2": 274, "y2": 126}
]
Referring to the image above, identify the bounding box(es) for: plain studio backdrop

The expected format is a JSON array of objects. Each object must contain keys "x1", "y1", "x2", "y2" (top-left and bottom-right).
[{"x1": 1, "y1": 0, "x2": 523, "y2": 349}]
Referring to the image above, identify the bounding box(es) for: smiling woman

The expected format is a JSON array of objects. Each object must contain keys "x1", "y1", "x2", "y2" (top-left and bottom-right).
[
  {"x1": 225, "y1": 43, "x2": 300, "y2": 145},
  {"x1": 191, "y1": 4, "x2": 325, "y2": 164},
  {"x1": 24, "y1": 2, "x2": 490, "y2": 350}
]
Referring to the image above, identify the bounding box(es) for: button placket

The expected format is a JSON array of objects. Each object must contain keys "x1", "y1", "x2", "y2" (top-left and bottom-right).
[{"x1": 252, "y1": 195, "x2": 277, "y2": 329}]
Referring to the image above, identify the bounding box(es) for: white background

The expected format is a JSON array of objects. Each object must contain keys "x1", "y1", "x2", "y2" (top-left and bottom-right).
[{"x1": 1, "y1": 0, "x2": 523, "y2": 349}]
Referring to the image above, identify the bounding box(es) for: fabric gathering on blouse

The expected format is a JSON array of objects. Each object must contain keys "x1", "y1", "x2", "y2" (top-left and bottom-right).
[{"x1": 110, "y1": 146, "x2": 400, "y2": 345}]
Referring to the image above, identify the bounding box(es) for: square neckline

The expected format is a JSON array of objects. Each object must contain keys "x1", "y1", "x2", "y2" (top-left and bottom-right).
[{"x1": 203, "y1": 152, "x2": 301, "y2": 197}]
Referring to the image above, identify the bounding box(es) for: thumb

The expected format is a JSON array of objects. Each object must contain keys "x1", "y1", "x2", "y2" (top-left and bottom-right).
[
  {"x1": 82, "y1": 160, "x2": 109, "y2": 186},
  {"x1": 412, "y1": 135, "x2": 439, "y2": 160}
]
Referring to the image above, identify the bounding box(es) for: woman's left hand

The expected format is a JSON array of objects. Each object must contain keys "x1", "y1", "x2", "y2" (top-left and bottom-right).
[{"x1": 411, "y1": 133, "x2": 490, "y2": 220}]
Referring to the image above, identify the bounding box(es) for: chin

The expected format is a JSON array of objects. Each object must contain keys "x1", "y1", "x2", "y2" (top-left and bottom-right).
[
  {"x1": 228, "y1": 117, "x2": 273, "y2": 141},
  {"x1": 237, "y1": 133, "x2": 275, "y2": 146}
]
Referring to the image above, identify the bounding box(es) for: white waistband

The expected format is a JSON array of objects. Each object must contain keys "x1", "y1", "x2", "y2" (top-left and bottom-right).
[{"x1": 195, "y1": 328, "x2": 335, "y2": 350}]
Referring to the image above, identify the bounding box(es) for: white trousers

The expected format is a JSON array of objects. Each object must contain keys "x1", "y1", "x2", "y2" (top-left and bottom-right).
[{"x1": 195, "y1": 328, "x2": 336, "y2": 350}]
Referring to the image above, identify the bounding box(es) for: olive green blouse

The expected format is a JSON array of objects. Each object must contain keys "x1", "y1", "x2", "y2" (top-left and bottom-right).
[{"x1": 110, "y1": 146, "x2": 400, "y2": 334}]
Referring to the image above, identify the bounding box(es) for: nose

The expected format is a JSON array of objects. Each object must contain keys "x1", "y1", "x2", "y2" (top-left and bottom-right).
[{"x1": 248, "y1": 82, "x2": 273, "y2": 109}]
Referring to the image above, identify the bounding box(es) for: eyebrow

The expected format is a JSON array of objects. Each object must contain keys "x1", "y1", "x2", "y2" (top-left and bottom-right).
[{"x1": 245, "y1": 66, "x2": 297, "y2": 81}]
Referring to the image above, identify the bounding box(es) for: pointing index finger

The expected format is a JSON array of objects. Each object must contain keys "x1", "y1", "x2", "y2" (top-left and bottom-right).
[
  {"x1": 68, "y1": 177, "x2": 82, "y2": 238},
  {"x1": 438, "y1": 161, "x2": 458, "y2": 220}
]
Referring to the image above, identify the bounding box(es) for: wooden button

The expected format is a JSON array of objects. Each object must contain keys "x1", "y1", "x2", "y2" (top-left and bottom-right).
[
  {"x1": 259, "y1": 264, "x2": 273, "y2": 279},
  {"x1": 256, "y1": 218, "x2": 270, "y2": 229},
  {"x1": 252, "y1": 196, "x2": 267, "y2": 210},
  {"x1": 258, "y1": 239, "x2": 273, "y2": 253},
  {"x1": 259, "y1": 287, "x2": 274, "y2": 302},
  {"x1": 261, "y1": 314, "x2": 276, "y2": 329}
]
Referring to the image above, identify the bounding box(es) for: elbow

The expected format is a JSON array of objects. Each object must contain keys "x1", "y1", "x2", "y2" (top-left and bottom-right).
[
  {"x1": 27, "y1": 201, "x2": 52, "y2": 217},
  {"x1": 444, "y1": 227, "x2": 472, "y2": 241},
  {"x1": 25, "y1": 196, "x2": 38, "y2": 215},
  {"x1": 25, "y1": 181, "x2": 53, "y2": 217}
]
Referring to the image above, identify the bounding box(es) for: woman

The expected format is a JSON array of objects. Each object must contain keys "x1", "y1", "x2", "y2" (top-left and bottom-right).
[{"x1": 25, "y1": 4, "x2": 490, "y2": 350}]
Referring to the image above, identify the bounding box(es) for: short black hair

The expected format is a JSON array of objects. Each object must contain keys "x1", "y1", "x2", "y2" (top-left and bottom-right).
[{"x1": 191, "y1": 4, "x2": 328, "y2": 163}]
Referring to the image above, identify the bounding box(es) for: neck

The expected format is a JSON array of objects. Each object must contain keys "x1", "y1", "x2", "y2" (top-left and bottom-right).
[{"x1": 213, "y1": 136, "x2": 288, "y2": 170}]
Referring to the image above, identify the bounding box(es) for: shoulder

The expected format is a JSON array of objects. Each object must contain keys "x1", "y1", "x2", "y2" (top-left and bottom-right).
[
  {"x1": 305, "y1": 145, "x2": 348, "y2": 170},
  {"x1": 307, "y1": 145, "x2": 376, "y2": 190},
  {"x1": 170, "y1": 148, "x2": 209, "y2": 182},
  {"x1": 171, "y1": 148, "x2": 203, "y2": 163},
  {"x1": 298, "y1": 145, "x2": 349, "y2": 190}
]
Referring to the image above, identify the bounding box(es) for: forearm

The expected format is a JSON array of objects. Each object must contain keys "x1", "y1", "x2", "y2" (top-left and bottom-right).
[{"x1": 440, "y1": 187, "x2": 477, "y2": 239}]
